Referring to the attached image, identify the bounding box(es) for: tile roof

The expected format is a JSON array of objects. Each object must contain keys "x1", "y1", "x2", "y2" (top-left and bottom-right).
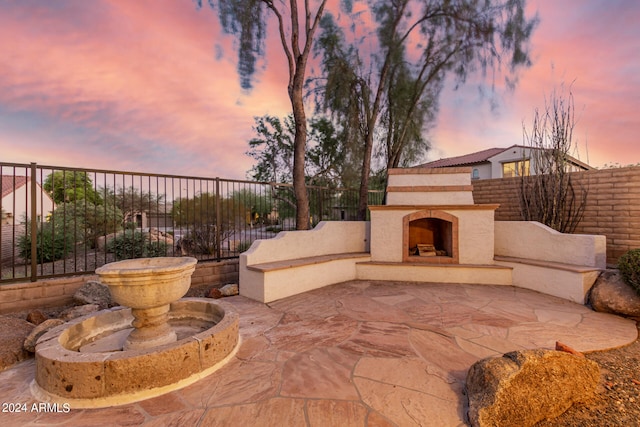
[
  {"x1": 415, "y1": 145, "x2": 593, "y2": 170},
  {"x1": 1, "y1": 175, "x2": 28, "y2": 199},
  {"x1": 415, "y1": 147, "x2": 508, "y2": 168}
]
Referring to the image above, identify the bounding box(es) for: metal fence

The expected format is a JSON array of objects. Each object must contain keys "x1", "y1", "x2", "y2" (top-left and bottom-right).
[{"x1": 0, "y1": 162, "x2": 383, "y2": 283}]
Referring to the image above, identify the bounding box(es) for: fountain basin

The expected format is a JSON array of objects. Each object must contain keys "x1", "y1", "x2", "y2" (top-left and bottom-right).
[
  {"x1": 95, "y1": 257, "x2": 198, "y2": 351},
  {"x1": 32, "y1": 298, "x2": 239, "y2": 408}
]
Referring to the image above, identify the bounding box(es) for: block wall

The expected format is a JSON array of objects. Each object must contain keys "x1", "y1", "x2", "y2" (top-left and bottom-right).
[
  {"x1": 0, "y1": 259, "x2": 239, "y2": 314},
  {"x1": 472, "y1": 166, "x2": 640, "y2": 264}
]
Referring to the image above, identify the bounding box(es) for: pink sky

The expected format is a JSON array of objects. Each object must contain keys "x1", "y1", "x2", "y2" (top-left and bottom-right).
[{"x1": 1, "y1": 0, "x2": 639, "y2": 180}]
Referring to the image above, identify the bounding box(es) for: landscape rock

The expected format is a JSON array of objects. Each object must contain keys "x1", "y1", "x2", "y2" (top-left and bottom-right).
[
  {"x1": 149, "y1": 227, "x2": 174, "y2": 246},
  {"x1": 220, "y1": 283, "x2": 239, "y2": 297},
  {"x1": 589, "y1": 269, "x2": 640, "y2": 320},
  {"x1": 60, "y1": 304, "x2": 101, "y2": 321},
  {"x1": 73, "y1": 281, "x2": 114, "y2": 309},
  {"x1": 466, "y1": 349, "x2": 600, "y2": 427},
  {"x1": 206, "y1": 287, "x2": 223, "y2": 299},
  {"x1": 26, "y1": 309, "x2": 48, "y2": 325},
  {"x1": 23, "y1": 319, "x2": 66, "y2": 353},
  {"x1": 0, "y1": 316, "x2": 35, "y2": 371},
  {"x1": 96, "y1": 232, "x2": 119, "y2": 250}
]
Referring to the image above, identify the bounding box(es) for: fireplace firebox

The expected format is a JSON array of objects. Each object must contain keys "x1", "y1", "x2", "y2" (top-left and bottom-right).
[{"x1": 403, "y1": 210, "x2": 459, "y2": 264}]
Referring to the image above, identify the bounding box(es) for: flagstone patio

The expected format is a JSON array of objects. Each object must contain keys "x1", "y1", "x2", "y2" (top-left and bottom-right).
[{"x1": 1, "y1": 280, "x2": 637, "y2": 426}]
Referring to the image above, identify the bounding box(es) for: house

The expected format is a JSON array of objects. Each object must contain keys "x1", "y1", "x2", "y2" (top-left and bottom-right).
[
  {"x1": 415, "y1": 145, "x2": 592, "y2": 180},
  {"x1": 1, "y1": 175, "x2": 55, "y2": 224}
]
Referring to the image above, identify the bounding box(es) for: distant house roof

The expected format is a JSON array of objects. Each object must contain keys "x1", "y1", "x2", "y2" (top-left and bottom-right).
[
  {"x1": 415, "y1": 145, "x2": 593, "y2": 171},
  {"x1": 1, "y1": 175, "x2": 28, "y2": 198},
  {"x1": 414, "y1": 147, "x2": 509, "y2": 168}
]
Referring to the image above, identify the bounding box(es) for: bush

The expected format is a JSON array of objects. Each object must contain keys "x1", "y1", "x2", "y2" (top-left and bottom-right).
[
  {"x1": 236, "y1": 241, "x2": 252, "y2": 253},
  {"x1": 178, "y1": 225, "x2": 217, "y2": 256},
  {"x1": 18, "y1": 221, "x2": 75, "y2": 263},
  {"x1": 617, "y1": 249, "x2": 640, "y2": 295},
  {"x1": 108, "y1": 231, "x2": 167, "y2": 260}
]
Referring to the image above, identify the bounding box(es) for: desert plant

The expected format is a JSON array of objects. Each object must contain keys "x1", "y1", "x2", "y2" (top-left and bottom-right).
[
  {"x1": 519, "y1": 86, "x2": 588, "y2": 233},
  {"x1": 236, "y1": 241, "x2": 252, "y2": 253},
  {"x1": 177, "y1": 225, "x2": 217, "y2": 256},
  {"x1": 617, "y1": 249, "x2": 640, "y2": 296},
  {"x1": 107, "y1": 231, "x2": 167, "y2": 260},
  {"x1": 18, "y1": 220, "x2": 75, "y2": 263}
]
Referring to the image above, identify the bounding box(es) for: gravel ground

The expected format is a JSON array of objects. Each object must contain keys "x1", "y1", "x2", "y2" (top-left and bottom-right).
[{"x1": 536, "y1": 323, "x2": 640, "y2": 427}]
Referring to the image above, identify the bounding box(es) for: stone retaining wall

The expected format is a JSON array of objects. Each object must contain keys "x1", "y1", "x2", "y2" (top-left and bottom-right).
[
  {"x1": 472, "y1": 166, "x2": 640, "y2": 264},
  {"x1": 0, "y1": 259, "x2": 239, "y2": 314}
]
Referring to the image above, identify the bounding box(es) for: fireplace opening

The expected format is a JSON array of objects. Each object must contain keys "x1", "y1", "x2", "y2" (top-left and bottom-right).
[{"x1": 403, "y1": 210, "x2": 459, "y2": 264}]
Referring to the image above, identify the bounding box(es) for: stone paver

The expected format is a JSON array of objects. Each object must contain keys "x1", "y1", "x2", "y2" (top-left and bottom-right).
[{"x1": 0, "y1": 280, "x2": 637, "y2": 426}]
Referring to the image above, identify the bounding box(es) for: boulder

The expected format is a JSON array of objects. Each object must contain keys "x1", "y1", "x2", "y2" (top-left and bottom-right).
[
  {"x1": 207, "y1": 287, "x2": 223, "y2": 299},
  {"x1": 26, "y1": 309, "x2": 48, "y2": 325},
  {"x1": 466, "y1": 349, "x2": 600, "y2": 427},
  {"x1": 60, "y1": 304, "x2": 101, "y2": 321},
  {"x1": 0, "y1": 316, "x2": 35, "y2": 371},
  {"x1": 220, "y1": 283, "x2": 239, "y2": 297},
  {"x1": 73, "y1": 281, "x2": 114, "y2": 309},
  {"x1": 149, "y1": 228, "x2": 174, "y2": 246},
  {"x1": 589, "y1": 269, "x2": 640, "y2": 320},
  {"x1": 96, "y1": 232, "x2": 120, "y2": 251},
  {"x1": 23, "y1": 319, "x2": 66, "y2": 353}
]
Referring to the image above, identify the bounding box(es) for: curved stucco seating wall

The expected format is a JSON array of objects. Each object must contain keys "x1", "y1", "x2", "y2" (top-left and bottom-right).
[
  {"x1": 494, "y1": 221, "x2": 606, "y2": 303},
  {"x1": 240, "y1": 221, "x2": 371, "y2": 303},
  {"x1": 494, "y1": 221, "x2": 607, "y2": 268}
]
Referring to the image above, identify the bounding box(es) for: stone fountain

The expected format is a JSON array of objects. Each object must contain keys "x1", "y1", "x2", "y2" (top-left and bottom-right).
[
  {"x1": 96, "y1": 257, "x2": 197, "y2": 351},
  {"x1": 32, "y1": 257, "x2": 239, "y2": 408}
]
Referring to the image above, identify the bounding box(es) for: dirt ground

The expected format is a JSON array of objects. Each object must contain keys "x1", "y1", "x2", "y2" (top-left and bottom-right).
[{"x1": 536, "y1": 323, "x2": 640, "y2": 426}]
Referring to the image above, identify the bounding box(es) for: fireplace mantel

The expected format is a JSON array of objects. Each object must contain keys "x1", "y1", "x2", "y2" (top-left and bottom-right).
[{"x1": 369, "y1": 204, "x2": 500, "y2": 211}]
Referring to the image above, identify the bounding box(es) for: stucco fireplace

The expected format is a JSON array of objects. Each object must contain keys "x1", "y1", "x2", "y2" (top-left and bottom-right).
[{"x1": 368, "y1": 167, "x2": 499, "y2": 266}]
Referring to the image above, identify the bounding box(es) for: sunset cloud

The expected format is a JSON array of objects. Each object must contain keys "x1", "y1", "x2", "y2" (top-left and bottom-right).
[{"x1": 1, "y1": 0, "x2": 639, "y2": 181}]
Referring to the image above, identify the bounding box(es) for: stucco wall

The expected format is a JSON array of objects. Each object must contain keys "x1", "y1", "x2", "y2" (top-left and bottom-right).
[
  {"x1": 494, "y1": 221, "x2": 606, "y2": 268},
  {"x1": 241, "y1": 221, "x2": 371, "y2": 266},
  {"x1": 473, "y1": 166, "x2": 640, "y2": 263}
]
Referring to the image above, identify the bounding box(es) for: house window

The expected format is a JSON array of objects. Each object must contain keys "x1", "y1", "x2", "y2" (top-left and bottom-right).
[
  {"x1": 502, "y1": 160, "x2": 530, "y2": 178},
  {"x1": 472, "y1": 168, "x2": 480, "y2": 180}
]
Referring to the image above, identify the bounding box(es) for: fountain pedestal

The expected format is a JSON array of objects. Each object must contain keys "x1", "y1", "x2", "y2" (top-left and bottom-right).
[{"x1": 95, "y1": 257, "x2": 197, "y2": 351}]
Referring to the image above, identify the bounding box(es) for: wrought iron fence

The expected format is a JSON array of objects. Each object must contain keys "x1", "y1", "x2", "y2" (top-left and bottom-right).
[{"x1": 0, "y1": 162, "x2": 383, "y2": 283}]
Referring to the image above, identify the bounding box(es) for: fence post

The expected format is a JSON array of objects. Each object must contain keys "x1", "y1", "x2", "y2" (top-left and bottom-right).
[
  {"x1": 30, "y1": 162, "x2": 37, "y2": 281},
  {"x1": 215, "y1": 177, "x2": 221, "y2": 261}
]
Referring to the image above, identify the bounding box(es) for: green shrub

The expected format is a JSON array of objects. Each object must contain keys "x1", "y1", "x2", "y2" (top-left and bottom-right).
[
  {"x1": 179, "y1": 225, "x2": 217, "y2": 255},
  {"x1": 18, "y1": 221, "x2": 75, "y2": 263},
  {"x1": 108, "y1": 231, "x2": 167, "y2": 260},
  {"x1": 236, "y1": 241, "x2": 252, "y2": 253},
  {"x1": 617, "y1": 249, "x2": 640, "y2": 296}
]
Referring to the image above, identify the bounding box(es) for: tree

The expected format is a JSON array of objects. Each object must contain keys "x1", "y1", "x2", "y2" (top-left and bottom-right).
[
  {"x1": 172, "y1": 192, "x2": 247, "y2": 255},
  {"x1": 43, "y1": 171, "x2": 102, "y2": 205},
  {"x1": 246, "y1": 114, "x2": 343, "y2": 186},
  {"x1": 113, "y1": 186, "x2": 164, "y2": 228},
  {"x1": 230, "y1": 189, "x2": 275, "y2": 226},
  {"x1": 314, "y1": 1, "x2": 538, "y2": 219},
  {"x1": 246, "y1": 115, "x2": 295, "y2": 184},
  {"x1": 518, "y1": 86, "x2": 588, "y2": 233},
  {"x1": 197, "y1": 0, "x2": 329, "y2": 230}
]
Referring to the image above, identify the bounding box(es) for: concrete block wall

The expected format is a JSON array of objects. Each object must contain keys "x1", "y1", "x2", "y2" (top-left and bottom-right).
[
  {"x1": 0, "y1": 259, "x2": 239, "y2": 314},
  {"x1": 473, "y1": 166, "x2": 640, "y2": 264}
]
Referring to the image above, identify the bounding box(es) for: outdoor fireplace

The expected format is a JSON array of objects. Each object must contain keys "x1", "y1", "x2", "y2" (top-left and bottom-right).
[
  {"x1": 368, "y1": 167, "x2": 498, "y2": 266},
  {"x1": 403, "y1": 210, "x2": 458, "y2": 263}
]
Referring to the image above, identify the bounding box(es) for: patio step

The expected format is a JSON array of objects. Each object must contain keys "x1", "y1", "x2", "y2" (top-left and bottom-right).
[{"x1": 355, "y1": 261, "x2": 512, "y2": 285}]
